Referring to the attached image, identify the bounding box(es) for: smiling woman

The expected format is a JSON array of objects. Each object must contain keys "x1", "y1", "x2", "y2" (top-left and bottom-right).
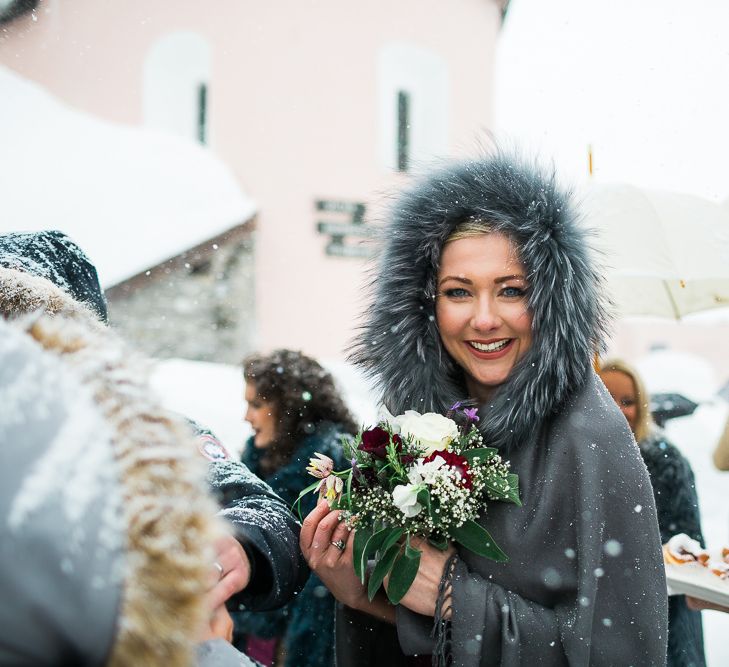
[
  {"x1": 436, "y1": 230, "x2": 533, "y2": 403},
  {"x1": 302, "y1": 150, "x2": 669, "y2": 667}
]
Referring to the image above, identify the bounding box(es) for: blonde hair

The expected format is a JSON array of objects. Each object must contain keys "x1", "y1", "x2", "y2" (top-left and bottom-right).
[
  {"x1": 599, "y1": 358, "x2": 654, "y2": 443},
  {"x1": 444, "y1": 219, "x2": 493, "y2": 244}
]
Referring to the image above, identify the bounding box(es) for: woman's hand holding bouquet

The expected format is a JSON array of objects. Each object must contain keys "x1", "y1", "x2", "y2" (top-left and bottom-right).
[{"x1": 297, "y1": 405, "x2": 521, "y2": 605}]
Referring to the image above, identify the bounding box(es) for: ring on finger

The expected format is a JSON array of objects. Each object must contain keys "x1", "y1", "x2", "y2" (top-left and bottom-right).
[
  {"x1": 331, "y1": 539, "x2": 346, "y2": 551},
  {"x1": 213, "y1": 561, "x2": 224, "y2": 579}
]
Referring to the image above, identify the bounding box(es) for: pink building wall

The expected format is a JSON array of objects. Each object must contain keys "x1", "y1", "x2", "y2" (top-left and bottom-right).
[{"x1": 1, "y1": 0, "x2": 504, "y2": 360}]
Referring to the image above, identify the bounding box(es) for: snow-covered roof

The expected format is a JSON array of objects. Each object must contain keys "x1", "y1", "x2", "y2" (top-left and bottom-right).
[{"x1": 0, "y1": 65, "x2": 256, "y2": 287}]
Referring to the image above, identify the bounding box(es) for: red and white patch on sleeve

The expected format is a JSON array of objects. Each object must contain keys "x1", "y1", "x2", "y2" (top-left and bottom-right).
[{"x1": 197, "y1": 433, "x2": 230, "y2": 461}]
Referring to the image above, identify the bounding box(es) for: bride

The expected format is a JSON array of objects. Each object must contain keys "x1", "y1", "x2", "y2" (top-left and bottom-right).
[{"x1": 301, "y1": 151, "x2": 668, "y2": 666}]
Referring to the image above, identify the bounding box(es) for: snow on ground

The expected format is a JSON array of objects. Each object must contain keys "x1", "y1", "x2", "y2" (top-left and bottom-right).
[{"x1": 151, "y1": 352, "x2": 729, "y2": 664}]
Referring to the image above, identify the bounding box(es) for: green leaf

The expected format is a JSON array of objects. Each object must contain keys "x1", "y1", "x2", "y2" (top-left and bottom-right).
[
  {"x1": 353, "y1": 526, "x2": 374, "y2": 582},
  {"x1": 462, "y1": 447, "x2": 498, "y2": 464},
  {"x1": 356, "y1": 526, "x2": 402, "y2": 583},
  {"x1": 368, "y1": 542, "x2": 401, "y2": 601},
  {"x1": 428, "y1": 533, "x2": 449, "y2": 551},
  {"x1": 292, "y1": 480, "x2": 321, "y2": 520},
  {"x1": 483, "y1": 471, "x2": 521, "y2": 506},
  {"x1": 378, "y1": 527, "x2": 404, "y2": 557},
  {"x1": 506, "y1": 473, "x2": 521, "y2": 506},
  {"x1": 386, "y1": 544, "x2": 422, "y2": 604},
  {"x1": 415, "y1": 486, "x2": 431, "y2": 517},
  {"x1": 451, "y1": 519, "x2": 508, "y2": 562}
]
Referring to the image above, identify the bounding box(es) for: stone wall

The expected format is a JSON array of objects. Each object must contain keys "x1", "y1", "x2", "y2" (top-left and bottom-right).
[{"x1": 106, "y1": 225, "x2": 255, "y2": 364}]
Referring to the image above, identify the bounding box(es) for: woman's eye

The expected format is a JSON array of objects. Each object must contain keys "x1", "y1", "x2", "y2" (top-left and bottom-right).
[
  {"x1": 443, "y1": 287, "x2": 470, "y2": 299},
  {"x1": 620, "y1": 398, "x2": 636, "y2": 408},
  {"x1": 501, "y1": 286, "x2": 526, "y2": 298}
]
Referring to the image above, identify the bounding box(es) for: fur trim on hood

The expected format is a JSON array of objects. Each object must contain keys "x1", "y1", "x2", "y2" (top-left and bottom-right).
[
  {"x1": 350, "y1": 150, "x2": 610, "y2": 453},
  {"x1": 16, "y1": 313, "x2": 224, "y2": 666},
  {"x1": 0, "y1": 266, "x2": 104, "y2": 328}
]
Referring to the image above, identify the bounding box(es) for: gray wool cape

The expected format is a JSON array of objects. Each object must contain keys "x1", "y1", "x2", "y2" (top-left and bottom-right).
[{"x1": 346, "y1": 152, "x2": 668, "y2": 666}]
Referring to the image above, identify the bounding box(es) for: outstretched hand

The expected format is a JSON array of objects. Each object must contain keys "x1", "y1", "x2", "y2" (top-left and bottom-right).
[
  {"x1": 207, "y1": 534, "x2": 252, "y2": 610},
  {"x1": 300, "y1": 499, "x2": 366, "y2": 610}
]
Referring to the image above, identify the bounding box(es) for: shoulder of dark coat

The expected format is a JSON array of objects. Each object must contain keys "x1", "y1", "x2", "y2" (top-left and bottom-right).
[{"x1": 639, "y1": 432, "x2": 696, "y2": 486}]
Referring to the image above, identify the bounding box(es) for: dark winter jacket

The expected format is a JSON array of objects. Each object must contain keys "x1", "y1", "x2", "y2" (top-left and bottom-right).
[
  {"x1": 640, "y1": 431, "x2": 705, "y2": 667},
  {"x1": 234, "y1": 424, "x2": 349, "y2": 667},
  {"x1": 347, "y1": 152, "x2": 668, "y2": 666}
]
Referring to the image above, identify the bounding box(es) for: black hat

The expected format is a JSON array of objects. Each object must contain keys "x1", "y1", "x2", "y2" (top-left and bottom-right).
[{"x1": 0, "y1": 230, "x2": 108, "y2": 322}]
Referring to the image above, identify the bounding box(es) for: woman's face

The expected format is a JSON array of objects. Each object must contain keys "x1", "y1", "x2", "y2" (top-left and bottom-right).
[
  {"x1": 599, "y1": 369, "x2": 639, "y2": 435},
  {"x1": 244, "y1": 382, "x2": 277, "y2": 448},
  {"x1": 436, "y1": 233, "x2": 533, "y2": 403}
]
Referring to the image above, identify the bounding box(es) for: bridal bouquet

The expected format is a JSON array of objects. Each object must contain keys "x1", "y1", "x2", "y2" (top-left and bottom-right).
[{"x1": 297, "y1": 405, "x2": 520, "y2": 604}]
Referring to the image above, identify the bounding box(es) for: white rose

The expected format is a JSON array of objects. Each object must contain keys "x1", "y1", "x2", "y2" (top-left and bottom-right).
[
  {"x1": 398, "y1": 412, "x2": 460, "y2": 456},
  {"x1": 392, "y1": 484, "x2": 424, "y2": 518}
]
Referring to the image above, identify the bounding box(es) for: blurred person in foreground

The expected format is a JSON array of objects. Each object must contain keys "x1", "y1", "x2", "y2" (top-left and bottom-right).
[
  {"x1": 0, "y1": 230, "x2": 308, "y2": 662},
  {"x1": 233, "y1": 349, "x2": 356, "y2": 667},
  {"x1": 600, "y1": 358, "x2": 706, "y2": 667},
  {"x1": 0, "y1": 310, "x2": 246, "y2": 665}
]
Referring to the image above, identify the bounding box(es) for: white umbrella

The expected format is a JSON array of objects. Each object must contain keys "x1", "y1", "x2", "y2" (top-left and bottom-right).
[{"x1": 580, "y1": 183, "x2": 729, "y2": 319}]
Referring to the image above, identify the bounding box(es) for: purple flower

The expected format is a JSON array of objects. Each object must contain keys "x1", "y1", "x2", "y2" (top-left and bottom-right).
[{"x1": 463, "y1": 407, "x2": 480, "y2": 423}]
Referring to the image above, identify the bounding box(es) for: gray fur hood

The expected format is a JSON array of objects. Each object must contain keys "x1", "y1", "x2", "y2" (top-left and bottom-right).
[{"x1": 350, "y1": 151, "x2": 610, "y2": 453}]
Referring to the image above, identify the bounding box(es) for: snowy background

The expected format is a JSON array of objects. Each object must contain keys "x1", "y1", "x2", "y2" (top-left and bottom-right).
[{"x1": 151, "y1": 349, "x2": 729, "y2": 665}]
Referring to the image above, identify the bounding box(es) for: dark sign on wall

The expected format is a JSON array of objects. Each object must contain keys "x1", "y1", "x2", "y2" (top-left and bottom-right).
[{"x1": 315, "y1": 199, "x2": 375, "y2": 257}]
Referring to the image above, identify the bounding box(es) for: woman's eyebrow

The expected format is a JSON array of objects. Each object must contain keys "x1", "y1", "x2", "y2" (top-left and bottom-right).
[
  {"x1": 494, "y1": 274, "x2": 526, "y2": 284},
  {"x1": 438, "y1": 275, "x2": 473, "y2": 286}
]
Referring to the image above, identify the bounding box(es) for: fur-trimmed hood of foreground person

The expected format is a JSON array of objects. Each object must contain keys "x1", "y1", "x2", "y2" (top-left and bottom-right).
[
  {"x1": 342, "y1": 151, "x2": 668, "y2": 666},
  {"x1": 0, "y1": 313, "x2": 254, "y2": 666}
]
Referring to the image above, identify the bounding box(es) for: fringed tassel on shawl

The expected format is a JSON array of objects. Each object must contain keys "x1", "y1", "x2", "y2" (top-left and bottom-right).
[{"x1": 432, "y1": 553, "x2": 459, "y2": 667}]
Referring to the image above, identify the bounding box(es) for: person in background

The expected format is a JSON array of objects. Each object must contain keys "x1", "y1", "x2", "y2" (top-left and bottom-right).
[
  {"x1": 233, "y1": 349, "x2": 357, "y2": 667},
  {"x1": 712, "y1": 415, "x2": 729, "y2": 471},
  {"x1": 0, "y1": 230, "x2": 308, "y2": 660},
  {"x1": 599, "y1": 358, "x2": 706, "y2": 667}
]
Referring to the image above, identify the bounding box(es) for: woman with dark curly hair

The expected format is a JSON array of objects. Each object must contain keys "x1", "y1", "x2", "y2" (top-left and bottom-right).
[{"x1": 233, "y1": 349, "x2": 356, "y2": 667}]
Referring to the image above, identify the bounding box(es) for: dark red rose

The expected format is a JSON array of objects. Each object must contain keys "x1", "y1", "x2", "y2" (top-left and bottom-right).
[
  {"x1": 358, "y1": 426, "x2": 401, "y2": 459},
  {"x1": 424, "y1": 450, "x2": 473, "y2": 489}
]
